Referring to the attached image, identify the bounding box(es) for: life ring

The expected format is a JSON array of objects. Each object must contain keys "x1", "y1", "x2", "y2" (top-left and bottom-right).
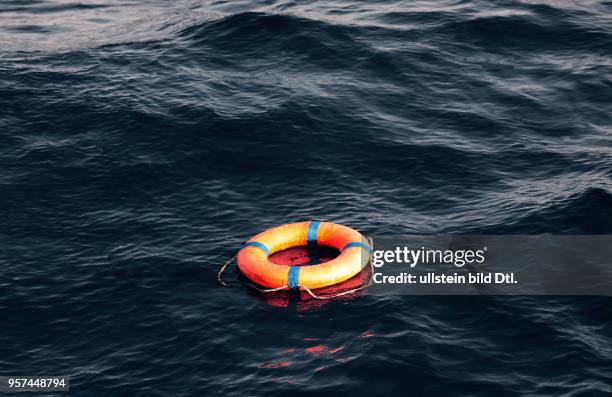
[{"x1": 237, "y1": 221, "x2": 372, "y2": 290}]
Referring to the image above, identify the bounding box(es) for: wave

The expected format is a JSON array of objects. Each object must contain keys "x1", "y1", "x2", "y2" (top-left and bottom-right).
[
  {"x1": 485, "y1": 187, "x2": 612, "y2": 234},
  {"x1": 434, "y1": 12, "x2": 610, "y2": 50},
  {"x1": 0, "y1": 2, "x2": 112, "y2": 15}
]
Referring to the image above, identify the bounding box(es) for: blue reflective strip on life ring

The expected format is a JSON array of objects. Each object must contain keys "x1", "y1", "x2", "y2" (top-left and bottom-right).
[
  {"x1": 342, "y1": 242, "x2": 372, "y2": 253},
  {"x1": 306, "y1": 221, "x2": 320, "y2": 244},
  {"x1": 241, "y1": 241, "x2": 270, "y2": 255},
  {"x1": 288, "y1": 266, "x2": 300, "y2": 289}
]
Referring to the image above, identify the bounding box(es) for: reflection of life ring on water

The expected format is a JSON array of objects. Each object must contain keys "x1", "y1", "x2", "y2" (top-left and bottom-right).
[{"x1": 237, "y1": 221, "x2": 372, "y2": 290}]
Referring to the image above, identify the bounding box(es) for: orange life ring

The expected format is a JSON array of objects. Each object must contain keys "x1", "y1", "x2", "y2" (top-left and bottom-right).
[{"x1": 237, "y1": 221, "x2": 372, "y2": 290}]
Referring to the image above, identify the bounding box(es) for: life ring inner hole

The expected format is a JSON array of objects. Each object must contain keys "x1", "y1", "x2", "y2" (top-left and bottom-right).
[{"x1": 268, "y1": 244, "x2": 340, "y2": 267}]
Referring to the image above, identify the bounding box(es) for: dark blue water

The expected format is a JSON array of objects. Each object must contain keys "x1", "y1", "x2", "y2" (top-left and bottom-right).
[{"x1": 2, "y1": 0, "x2": 612, "y2": 395}]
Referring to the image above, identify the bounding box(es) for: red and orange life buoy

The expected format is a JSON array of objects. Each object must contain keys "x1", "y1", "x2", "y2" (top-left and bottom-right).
[{"x1": 237, "y1": 221, "x2": 372, "y2": 290}]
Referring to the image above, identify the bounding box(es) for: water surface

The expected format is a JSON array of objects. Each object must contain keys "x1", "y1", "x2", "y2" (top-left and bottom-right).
[{"x1": 1, "y1": 0, "x2": 611, "y2": 395}]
